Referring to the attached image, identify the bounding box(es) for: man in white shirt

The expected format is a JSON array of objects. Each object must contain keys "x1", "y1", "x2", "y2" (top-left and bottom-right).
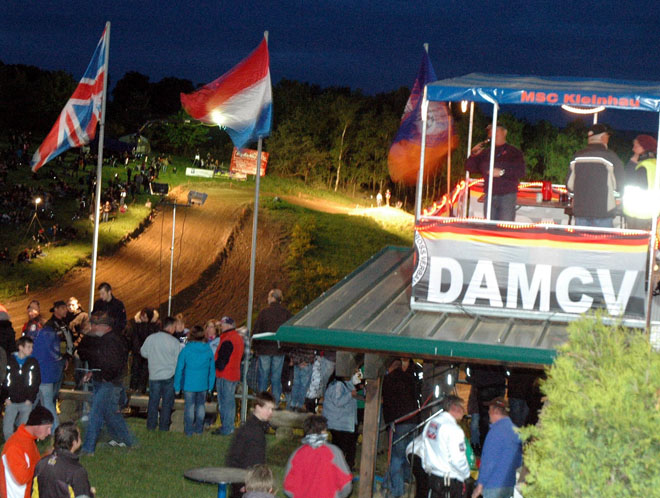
[
  {"x1": 413, "y1": 395, "x2": 471, "y2": 498},
  {"x1": 140, "y1": 316, "x2": 181, "y2": 431}
]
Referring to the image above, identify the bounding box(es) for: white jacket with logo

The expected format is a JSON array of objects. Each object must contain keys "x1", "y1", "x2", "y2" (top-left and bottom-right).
[{"x1": 406, "y1": 411, "x2": 470, "y2": 481}]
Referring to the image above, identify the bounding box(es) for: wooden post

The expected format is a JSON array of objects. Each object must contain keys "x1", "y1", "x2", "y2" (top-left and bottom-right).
[{"x1": 358, "y1": 376, "x2": 382, "y2": 497}]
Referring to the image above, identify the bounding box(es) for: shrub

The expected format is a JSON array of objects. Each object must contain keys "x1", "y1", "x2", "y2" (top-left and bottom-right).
[{"x1": 520, "y1": 314, "x2": 660, "y2": 497}]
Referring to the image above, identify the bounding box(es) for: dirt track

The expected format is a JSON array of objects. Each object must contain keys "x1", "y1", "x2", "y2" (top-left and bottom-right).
[{"x1": 5, "y1": 185, "x2": 288, "y2": 330}]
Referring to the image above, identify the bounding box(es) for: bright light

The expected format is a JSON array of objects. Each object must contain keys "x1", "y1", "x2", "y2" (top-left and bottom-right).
[
  {"x1": 434, "y1": 384, "x2": 440, "y2": 398},
  {"x1": 210, "y1": 110, "x2": 226, "y2": 126},
  {"x1": 461, "y1": 100, "x2": 468, "y2": 113},
  {"x1": 34, "y1": 197, "x2": 42, "y2": 205},
  {"x1": 561, "y1": 104, "x2": 606, "y2": 115}
]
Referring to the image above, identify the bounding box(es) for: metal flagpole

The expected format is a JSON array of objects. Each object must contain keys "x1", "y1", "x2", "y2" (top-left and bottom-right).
[
  {"x1": 241, "y1": 31, "x2": 268, "y2": 422},
  {"x1": 168, "y1": 204, "x2": 177, "y2": 316},
  {"x1": 485, "y1": 104, "x2": 499, "y2": 220},
  {"x1": 414, "y1": 86, "x2": 429, "y2": 222},
  {"x1": 463, "y1": 101, "x2": 475, "y2": 216},
  {"x1": 88, "y1": 21, "x2": 110, "y2": 310}
]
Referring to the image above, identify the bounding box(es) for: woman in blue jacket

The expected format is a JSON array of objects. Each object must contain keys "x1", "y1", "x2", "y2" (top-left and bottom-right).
[{"x1": 174, "y1": 326, "x2": 216, "y2": 435}]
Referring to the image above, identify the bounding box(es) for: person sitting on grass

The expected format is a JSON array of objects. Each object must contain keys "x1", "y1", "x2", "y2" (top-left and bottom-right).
[
  {"x1": 174, "y1": 325, "x2": 216, "y2": 436},
  {"x1": 32, "y1": 422, "x2": 95, "y2": 498},
  {"x1": 3, "y1": 336, "x2": 41, "y2": 441},
  {"x1": 243, "y1": 464, "x2": 276, "y2": 498}
]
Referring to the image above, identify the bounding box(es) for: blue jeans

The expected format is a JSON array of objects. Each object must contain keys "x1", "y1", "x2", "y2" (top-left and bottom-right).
[
  {"x1": 575, "y1": 217, "x2": 613, "y2": 228},
  {"x1": 483, "y1": 192, "x2": 517, "y2": 221},
  {"x1": 183, "y1": 391, "x2": 206, "y2": 436},
  {"x1": 288, "y1": 364, "x2": 312, "y2": 410},
  {"x1": 483, "y1": 487, "x2": 515, "y2": 498},
  {"x1": 384, "y1": 422, "x2": 416, "y2": 497},
  {"x1": 82, "y1": 381, "x2": 136, "y2": 453},
  {"x1": 257, "y1": 354, "x2": 284, "y2": 404},
  {"x1": 216, "y1": 378, "x2": 238, "y2": 435},
  {"x1": 147, "y1": 377, "x2": 175, "y2": 431},
  {"x1": 37, "y1": 383, "x2": 59, "y2": 432}
]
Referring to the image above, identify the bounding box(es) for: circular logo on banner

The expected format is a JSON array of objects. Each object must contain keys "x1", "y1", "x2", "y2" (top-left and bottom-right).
[{"x1": 412, "y1": 231, "x2": 428, "y2": 288}]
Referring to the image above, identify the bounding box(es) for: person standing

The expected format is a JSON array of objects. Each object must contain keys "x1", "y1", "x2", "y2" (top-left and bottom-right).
[
  {"x1": 3, "y1": 337, "x2": 41, "y2": 441},
  {"x1": 323, "y1": 377, "x2": 359, "y2": 471},
  {"x1": 417, "y1": 395, "x2": 471, "y2": 498},
  {"x1": 623, "y1": 134, "x2": 658, "y2": 229},
  {"x1": 466, "y1": 124, "x2": 526, "y2": 221},
  {"x1": 382, "y1": 358, "x2": 420, "y2": 498},
  {"x1": 212, "y1": 317, "x2": 244, "y2": 436},
  {"x1": 130, "y1": 307, "x2": 159, "y2": 394},
  {"x1": 140, "y1": 316, "x2": 181, "y2": 432},
  {"x1": 225, "y1": 392, "x2": 276, "y2": 498},
  {"x1": 174, "y1": 325, "x2": 216, "y2": 436},
  {"x1": 471, "y1": 398, "x2": 522, "y2": 498},
  {"x1": 21, "y1": 300, "x2": 44, "y2": 339},
  {"x1": 283, "y1": 415, "x2": 352, "y2": 498},
  {"x1": 0, "y1": 307, "x2": 17, "y2": 357},
  {"x1": 31, "y1": 304, "x2": 65, "y2": 433},
  {"x1": 32, "y1": 422, "x2": 95, "y2": 498},
  {"x1": 567, "y1": 123, "x2": 624, "y2": 228},
  {"x1": 92, "y1": 282, "x2": 127, "y2": 337},
  {"x1": 77, "y1": 311, "x2": 136, "y2": 455},
  {"x1": 252, "y1": 289, "x2": 292, "y2": 408},
  {"x1": 0, "y1": 405, "x2": 54, "y2": 498}
]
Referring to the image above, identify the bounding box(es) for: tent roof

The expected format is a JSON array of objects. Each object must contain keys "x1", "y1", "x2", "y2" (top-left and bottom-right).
[
  {"x1": 270, "y1": 246, "x2": 567, "y2": 366},
  {"x1": 425, "y1": 73, "x2": 660, "y2": 112}
]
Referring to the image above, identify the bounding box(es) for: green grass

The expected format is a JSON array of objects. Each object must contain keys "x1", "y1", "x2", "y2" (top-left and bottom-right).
[{"x1": 68, "y1": 416, "x2": 389, "y2": 497}]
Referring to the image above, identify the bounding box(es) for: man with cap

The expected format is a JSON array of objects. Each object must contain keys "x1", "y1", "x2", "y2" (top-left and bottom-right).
[
  {"x1": 212, "y1": 317, "x2": 244, "y2": 436},
  {"x1": 466, "y1": 124, "x2": 526, "y2": 222},
  {"x1": 0, "y1": 405, "x2": 54, "y2": 498},
  {"x1": 471, "y1": 397, "x2": 522, "y2": 498},
  {"x1": 567, "y1": 123, "x2": 625, "y2": 228},
  {"x1": 31, "y1": 302, "x2": 67, "y2": 433},
  {"x1": 77, "y1": 310, "x2": 136, "y2": 454}
]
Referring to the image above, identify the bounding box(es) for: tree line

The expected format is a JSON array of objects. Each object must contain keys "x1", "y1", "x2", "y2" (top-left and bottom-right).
[{"x1": 0, "y1": 61, "x2": 636, "y2": 207}]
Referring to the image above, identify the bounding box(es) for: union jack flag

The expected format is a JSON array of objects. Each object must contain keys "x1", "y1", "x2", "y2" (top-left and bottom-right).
[{"x1": 31, "y1": 27, "x2": 108, "y2": 172}]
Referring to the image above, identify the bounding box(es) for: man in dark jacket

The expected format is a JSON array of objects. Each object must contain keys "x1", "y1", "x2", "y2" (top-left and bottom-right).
[
  {"x1": 382, "y1": 358, "x2": 420, "y2": 498},
  {"x1": 3, "y1": 336, "x2": 41, "y2": 440},
  {"x1": 92, "y1": 282, "x2": 127, "y2": 336},
  {"x1": 78, "y1": 311, "x2": 136, "y2": 454},
  {"x1": 0, "y1": 306, "x2": 17, "y2": 357},
  {"x1": 567, "y1": 123, "x2": 625, "y2": 227},
  {"x1": 252, "y1": 289, "x2": 292, "y2": 407},
  {"x1": 226, "y1": 391, "x2": 276, "y2": 497},
  {"x1": 466, "y1": 124, "x2": 526, "y2": 221}
]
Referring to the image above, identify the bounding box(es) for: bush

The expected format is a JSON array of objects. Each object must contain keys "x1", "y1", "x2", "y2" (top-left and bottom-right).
[{"x1": 520, "y1": 314, "x2": 660, "y2": 497}]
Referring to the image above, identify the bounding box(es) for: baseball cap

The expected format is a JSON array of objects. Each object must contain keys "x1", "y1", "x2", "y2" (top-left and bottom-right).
[
  {"x1": 50, "y1": 300, "x2": 67, "y2": 312},
  {"x1": 220, "y1": 316, "x2": 235, "y2": 327},
  {"x1": 484, "y1": 396, "x2": 509, "y2": 410}
]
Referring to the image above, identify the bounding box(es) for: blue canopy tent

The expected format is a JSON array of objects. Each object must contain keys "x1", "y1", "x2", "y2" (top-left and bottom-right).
[{"x1": 416, "y1": 73, "x2": 660, "y2": 331}]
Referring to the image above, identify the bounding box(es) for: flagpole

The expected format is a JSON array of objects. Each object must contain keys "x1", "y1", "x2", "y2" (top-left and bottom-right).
[
  {"x1": 88, "y1": 21, "x2": 110, "y2": 311},
  {"x1": 241, "y1": 30, "x2": 268, "y2": 423}
]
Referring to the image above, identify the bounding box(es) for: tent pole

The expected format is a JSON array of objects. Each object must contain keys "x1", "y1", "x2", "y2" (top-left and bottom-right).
[
  {"x1": 485, "y1": 105, "x2": 499, "y2": 220},
  {"x1": 644, "y1": 112, "x2": 660, "y2": 332},
  {"x1": 414, "y1": 87, "x2": 429, "y2": 222},
  {"x1": 447, "y1": 103, "x2": 452, "y2": 202},
  {"x1": 463, "y1": 101, "x2": 475, "y2": 217}
]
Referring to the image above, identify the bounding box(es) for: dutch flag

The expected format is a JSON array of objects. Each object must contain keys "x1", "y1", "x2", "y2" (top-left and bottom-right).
[{"x1": 181, "y1": 37, "x2": 272, "y2": 150}]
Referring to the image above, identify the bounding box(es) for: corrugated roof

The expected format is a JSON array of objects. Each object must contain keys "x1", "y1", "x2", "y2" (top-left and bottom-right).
[{"x1": 270, "y1": 246, "x2": 568, "y2": 366}]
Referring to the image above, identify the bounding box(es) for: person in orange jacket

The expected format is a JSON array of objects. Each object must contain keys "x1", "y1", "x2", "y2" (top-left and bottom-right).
[{"x1": 0, "y1": 406, "x2": 53, "y2": 498}]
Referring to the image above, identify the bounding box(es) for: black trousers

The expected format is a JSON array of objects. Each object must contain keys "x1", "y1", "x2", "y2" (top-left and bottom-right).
[
  {"x1": 330, "y1": 429, "x2": 358, "y2": 470},
  {"x1": 428, "y1": 474, "x2": 466, "y2": 498}
]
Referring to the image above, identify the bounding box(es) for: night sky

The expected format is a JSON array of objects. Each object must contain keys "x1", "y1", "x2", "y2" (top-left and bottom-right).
[{"x1": 4, "y1": 1, "x2": 660, "y2": 130}]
